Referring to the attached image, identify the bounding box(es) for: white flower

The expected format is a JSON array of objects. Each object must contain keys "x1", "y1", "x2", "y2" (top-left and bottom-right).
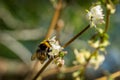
[
  {"x1": 74, "y1": 49, "x2": 105, "y2": 70},
  {"x1": 72, "y1": 71, "x2": 80, "y2": 77},
  {"x1": 46, "y1": 36, "x2": 66, "y2": 66},
  {"x1": 89, "y1": 54, "x2": 105, "y2": 69},
  {"x1": 54, "y1": 57, "x2": 64, "y2": 67},
  {"x1": 88, "y1": 40, "x2": 100, "y2": 48},
  {"x1": 87, "y1": 5, "x2": 105, "y2": 27},
  {"x1": 74, "y1": 49, "x2": 86, "y2": 64},
  {"x1": 48, "y1": 36, "x2": 63, "y2": 56},
  {"x1": 74, "y1": 49, "x2": 90, "y2": 65}
]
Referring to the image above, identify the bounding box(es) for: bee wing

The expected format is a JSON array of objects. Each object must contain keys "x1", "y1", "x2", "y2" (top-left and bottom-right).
[{"x1": 31, "y1": 53, "x2": 37, "y2": 61}]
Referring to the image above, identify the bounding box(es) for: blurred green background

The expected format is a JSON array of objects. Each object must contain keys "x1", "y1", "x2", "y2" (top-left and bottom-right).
[{"x1": 0, "y1": 0, "x2": 120, "y2": 80}]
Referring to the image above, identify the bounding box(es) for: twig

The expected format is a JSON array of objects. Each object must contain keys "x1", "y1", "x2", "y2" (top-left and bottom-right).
[
  {"x1": 55, "y1": 19, "x2": 64, "y2": 42},
  {"x1": 41, "y1": 64, "x2": 82, "y2": 77},
  {"x1": 32, "y1": 58, "x2": 53, "y2": 80},
  {"x1": 96, "y1": 71, "x2": 120, "y2": 80},
  {"x1": 45, "y1": 0, "x2": 63, "y2": 39},
  {"x1": 41, "y1": 66, "x2": 120, "y2": 80},
  {"x1": 104, "y1": 0, "x2": 111, "y2": 33},
  {"x1": 63, "y1": 24, "x2": 90, "y2": 48}
]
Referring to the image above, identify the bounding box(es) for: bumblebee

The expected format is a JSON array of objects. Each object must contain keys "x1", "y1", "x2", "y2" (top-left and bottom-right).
[{"x1": 31, "y1": 40, "x2": 51, "y2": 63}]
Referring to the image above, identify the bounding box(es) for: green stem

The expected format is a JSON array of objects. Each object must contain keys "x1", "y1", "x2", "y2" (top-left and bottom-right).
[
  {"x1": 104, "y1": 0, "x2": 110, "y2": 33},
  {"x1": 104, "y1": 10, "x2": 110, "y2": 33}
]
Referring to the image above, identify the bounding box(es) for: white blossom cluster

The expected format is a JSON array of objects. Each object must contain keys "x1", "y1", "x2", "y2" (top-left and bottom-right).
[
  {"x1": 48, "y1": 36, "x2": 66, "y2": 67},
  {"x1": 48, "y1": 36, "x2": 63, "y2": 56},
  {"x1": 87, "y1": 5, "x2": 105, "y2": 27},
  {"x1": 73, "y1": 49, "x2": 105, "y2": 70}
]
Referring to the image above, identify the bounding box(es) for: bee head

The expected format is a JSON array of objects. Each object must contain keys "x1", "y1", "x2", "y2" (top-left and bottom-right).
[
  {"x1": 39, "y1": 43, "x2": 48, "y2": 50},
  {"x1": 39, "y1": 41, "x2": 51, "y2": 50}
]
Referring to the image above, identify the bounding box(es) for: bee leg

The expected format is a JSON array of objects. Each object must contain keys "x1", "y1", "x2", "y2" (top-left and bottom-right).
[
  {"x1": 48, "y1": 49, "x2": 52, "y2": 52},
  {"x1": 46, "y1": 48, "x2": 52, "y2": 59},
  {"x1": 47, "y1": 53, "x2": 50, "y2": 58}
]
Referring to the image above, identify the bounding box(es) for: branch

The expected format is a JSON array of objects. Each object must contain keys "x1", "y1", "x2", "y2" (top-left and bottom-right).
[
  {"x1": 32, "y1": 58, "x2": 53, "y2": 80},
  {"x1": 41, "y1": 65, "x2": 82, "y2": 77},
  {"x1": 63, "y1": 24, "x2": 90, "y2": 48},
  {"x1": 45, "y1": 0, "x2": 63, "y2": 39},
  {"x1": 104, "y1": 0, "x2": 111, "y2": 33},
  {"x1": 96, "y1": 71, "x2": 120, "y2": 80}
]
